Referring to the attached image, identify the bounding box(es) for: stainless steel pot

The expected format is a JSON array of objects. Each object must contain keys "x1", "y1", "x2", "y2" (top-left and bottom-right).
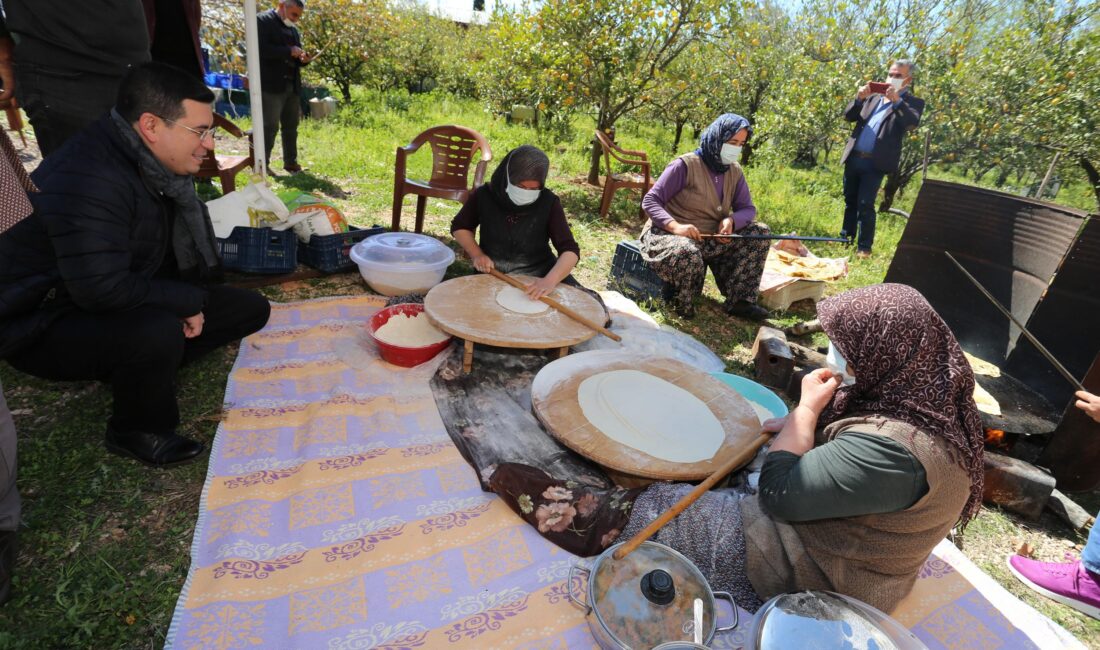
[
  {"x1": 748, "y1": 591, "x2": 928, "y2": 650},
  {"x1": 567, "y1": 540, "x2": 738, "y2": 650}
]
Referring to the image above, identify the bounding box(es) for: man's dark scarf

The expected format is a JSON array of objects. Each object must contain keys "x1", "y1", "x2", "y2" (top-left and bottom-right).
[{"x1": 111, "y1": 109, "x2": 221, "y2": 280}]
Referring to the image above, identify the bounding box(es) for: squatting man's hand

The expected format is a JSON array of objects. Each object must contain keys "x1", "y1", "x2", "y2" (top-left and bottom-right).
[{"x1": 182, "y1": 312, "x2": 204, "y2": 339}]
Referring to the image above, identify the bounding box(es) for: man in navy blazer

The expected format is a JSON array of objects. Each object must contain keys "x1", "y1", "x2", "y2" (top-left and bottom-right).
[{"x1": 839, "y1": 60, "x2": 924, "y2": 256}]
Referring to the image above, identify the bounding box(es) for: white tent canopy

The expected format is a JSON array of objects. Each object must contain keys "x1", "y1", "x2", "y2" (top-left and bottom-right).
[{"x1": 243, "y1": 0, "x2": 266, "y2": 179}]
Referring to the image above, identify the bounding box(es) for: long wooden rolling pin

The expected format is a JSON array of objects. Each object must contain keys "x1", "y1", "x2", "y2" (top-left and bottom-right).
[
  {"x1": 488, "y1": 269, "x2": 622, "y2": 342},
  {"x1": 612, "y1": 431, "x2": 774, "y2": 561}
]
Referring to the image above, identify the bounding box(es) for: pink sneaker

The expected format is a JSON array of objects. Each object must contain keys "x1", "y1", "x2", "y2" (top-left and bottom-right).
[{"x1": 1007, "y1": 555, "x2": 1100, "y2": 619}]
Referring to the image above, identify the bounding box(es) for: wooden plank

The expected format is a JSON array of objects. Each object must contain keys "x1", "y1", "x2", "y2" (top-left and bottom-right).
[
  {"x1": 530, "y1": 351, "x2": 762, "y2": 482},
  {"x1": 423, "y1": 273, "x2": 606, "y2": 349},
  {"x1": 428, "y1": 346, "x2": 612, "y2": 490}
]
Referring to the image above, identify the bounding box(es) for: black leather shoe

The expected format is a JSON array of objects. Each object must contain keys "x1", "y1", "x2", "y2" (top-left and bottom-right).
[
  {"x1": 0, "y1": 529, "x2": 15, "y2": 606},
  {"x1": 104, "y1": 427, "x2": 206, "y2": 468},
  {"x1": 725, "y1": 299, "x2": 770, "y2": 321}
]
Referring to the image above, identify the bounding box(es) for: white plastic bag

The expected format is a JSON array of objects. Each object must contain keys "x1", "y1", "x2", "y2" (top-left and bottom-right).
[{"x1": 206, "y1": 180, "x2": 293, "y2": 239}]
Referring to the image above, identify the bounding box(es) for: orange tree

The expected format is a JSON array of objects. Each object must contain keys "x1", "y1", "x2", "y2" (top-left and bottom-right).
[
  {"x1": 482, "y1": 0, "x2": 722, "y2": 185},
  {"x1": 969, "y1": 0, "x2": 1099, "y2": 207},
  {"x1": 299, "y1": 0, "x2": 397, "y2": 102}
]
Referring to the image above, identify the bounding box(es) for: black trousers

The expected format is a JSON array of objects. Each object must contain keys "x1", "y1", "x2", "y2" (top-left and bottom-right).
[
  {"x1": 15, "y1": 62, "x2": 123, "y2": 158},
  {"x1": 8, "y1": 285, "x2": 270, "y2": 435}
]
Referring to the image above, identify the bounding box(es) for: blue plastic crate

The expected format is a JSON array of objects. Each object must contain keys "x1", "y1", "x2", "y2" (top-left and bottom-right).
[
  {"x1": 217, "y1": 226, "x2": 297, "y2": 274},
  {"x1": 609, "y1": 240, "x2": 666, "y2": 301},
  {"x1": 299, "y1": 225, "x2": 386, "y2": 273}
]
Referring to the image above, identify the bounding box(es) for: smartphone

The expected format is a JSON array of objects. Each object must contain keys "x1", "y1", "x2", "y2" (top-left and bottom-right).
[{"x1": 868, "y1": 81, "x2": 891, "y2": 94}]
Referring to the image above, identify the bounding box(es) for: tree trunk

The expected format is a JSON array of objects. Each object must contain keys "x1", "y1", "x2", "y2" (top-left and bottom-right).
[
  {"x1": 339, "y1": 80, "x2": 352, "y2": 103},
  {"x1": 880, "y1": 172, "x2": 901, "y2": 212},
  {"x1": 588, "y1": 110, "x2": 612, "y2": 187},
  {"x1": 1080, "y1": 157, "x2": 1100, "y2": 213},
  {"x1": 672, "y1": 118, "x2": 686, "y2": 154},
  {"x1": 880, "y1": 163, "x2": 919, "y2": 212},
  {"x1": 994, "y1": 167, "x2": 1010, "y2": 188}
]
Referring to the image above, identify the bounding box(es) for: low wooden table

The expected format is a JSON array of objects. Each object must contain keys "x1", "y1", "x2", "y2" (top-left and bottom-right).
[
  {"x1": 530, "y1": 350, "x2": 762, "y2": 487},
  {"x1": 423, "y1": 274, "x2": 606, "y2": 373}
]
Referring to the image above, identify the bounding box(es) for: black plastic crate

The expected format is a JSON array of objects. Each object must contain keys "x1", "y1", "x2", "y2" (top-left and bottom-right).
[
  {"x1": 609, "y1": 240, "x2": 665, "y2": 301},
  {"x1": 298, "y1": 225, "x2": 386, "y2": 273},
  {"x1": 217, "y1": 226, "x2": 297, "y2": 274}
]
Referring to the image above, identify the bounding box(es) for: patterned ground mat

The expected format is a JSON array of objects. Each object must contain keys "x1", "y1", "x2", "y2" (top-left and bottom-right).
[{"x1": 166, "y1": 295, "x2": 1082, "y2": 649}]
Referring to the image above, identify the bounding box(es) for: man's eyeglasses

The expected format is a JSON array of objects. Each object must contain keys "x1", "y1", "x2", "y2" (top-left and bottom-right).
[{"x1": 160, "y1": 117, "x2": 216, "y2": 141}]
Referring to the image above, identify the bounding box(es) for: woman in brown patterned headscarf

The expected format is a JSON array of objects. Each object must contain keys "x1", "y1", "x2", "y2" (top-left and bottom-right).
[
  {"x1": 815, "y1": 282, "x2": 985, "y2": 523},
  {"x1": 490, "y1": 283, "x2": 983, "y2": 614}
]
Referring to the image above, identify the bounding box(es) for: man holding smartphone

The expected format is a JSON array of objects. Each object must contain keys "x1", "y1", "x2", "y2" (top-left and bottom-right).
[{"x1": 839, "y1": 60, "x2": 924, "y2": 257}]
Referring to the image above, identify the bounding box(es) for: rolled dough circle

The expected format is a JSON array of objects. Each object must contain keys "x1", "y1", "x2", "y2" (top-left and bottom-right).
[
  {"x1": 577, "y1": 369, "x2": 724, "y2": 463},
  {"x1": 495, "y1": 285, "x2": 550, "y2": 314}
]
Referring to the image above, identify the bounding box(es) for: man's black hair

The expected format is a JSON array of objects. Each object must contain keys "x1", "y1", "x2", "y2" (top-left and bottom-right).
[{"x1": 115, "y1": 62, "x2": 215, "y2": 124}]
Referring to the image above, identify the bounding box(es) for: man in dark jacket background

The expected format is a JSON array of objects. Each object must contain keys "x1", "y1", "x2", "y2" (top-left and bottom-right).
[
  {"x1": 0, "y1": 62, "x2": 270, "y2": 468},
  {"x1": 257, "y1": 0, "x2": 313, "y2": 173},
  {"x1": 839, "y1": 59, "x2": 924, "y2": 256},
  {"x1": 3, "y1": 0, "x2": 151, "y2": 157}
]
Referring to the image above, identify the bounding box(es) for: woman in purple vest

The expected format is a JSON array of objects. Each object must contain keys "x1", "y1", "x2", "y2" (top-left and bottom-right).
[{"x1": 639, "y1": 113, "x2": 770, "y2": 320}]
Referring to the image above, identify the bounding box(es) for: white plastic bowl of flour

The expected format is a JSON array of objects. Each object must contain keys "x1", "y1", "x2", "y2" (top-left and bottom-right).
[{"x1": 350, "y1": 233, "x2": 455, "y2": 296}]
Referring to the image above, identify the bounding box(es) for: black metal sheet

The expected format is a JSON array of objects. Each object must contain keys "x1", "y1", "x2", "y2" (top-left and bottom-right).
[
  {"x1": 884, "y1": 180, "x2": 1085, "y2": 365},
  {"x1": 1038, "y1": 353, "x2": 1100, "y2": 491},
  {"x1": 1006, "y1": 216, "x2": 1100, "y2": 409}
]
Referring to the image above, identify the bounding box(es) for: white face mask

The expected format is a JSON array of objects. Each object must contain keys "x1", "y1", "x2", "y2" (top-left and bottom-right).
[
  {"x1": 720, "y1": 143, "x2": 742, "y2": 165},
  {"x1": 826, "y1": 342, "x2": 857, "y2": 386},
  {"x1": 888, "y1": 76, "x2": 905, "y2": 91},
  {"x1": 505, "y1": 167, "x2": 541, "y2": 206},
  {"x1": 283, "y1": 17, "x2": 298, "y2": 28}
]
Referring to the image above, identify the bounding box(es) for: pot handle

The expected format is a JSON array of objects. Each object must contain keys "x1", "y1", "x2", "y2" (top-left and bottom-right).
[
  {"x1": 713, "y1": 591, "x2": 740, "y2": 633},
  {"x1": 567, "y1": 563, "x2": 591, "y2": 613}
]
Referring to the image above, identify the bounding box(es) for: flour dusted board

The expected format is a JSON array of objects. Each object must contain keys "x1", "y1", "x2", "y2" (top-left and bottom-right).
[
  {"x1": 531, "y1": 351, "x2": 762, "y2": 483},
  {"x1": 423, "y1": 273, "x2": 605, "y2": 349}
]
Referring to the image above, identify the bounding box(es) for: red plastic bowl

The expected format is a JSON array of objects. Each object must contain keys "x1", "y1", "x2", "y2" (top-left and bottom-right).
[{"x1": 368, "y1": 304, "x2": 452, "y2": 367}]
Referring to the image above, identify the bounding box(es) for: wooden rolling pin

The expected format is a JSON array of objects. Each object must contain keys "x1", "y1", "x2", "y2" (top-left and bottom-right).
[
  {"x1": 612, "y1": 431, "x2": 774, "y2": 561},
  {"x1": 488, "y1": 269, "x2": 622, "y2": 342}
]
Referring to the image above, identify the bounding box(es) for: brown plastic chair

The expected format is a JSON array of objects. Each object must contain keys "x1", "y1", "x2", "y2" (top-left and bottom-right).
[
  {"x1": 392, "y1": 125, "x2": 492, "y2": 233},
  {"x1": 595, "y1": 129, "x2": 652, "y2": 219},
  {"x1": 195, "y1": 113, "x2": 254, "y2": 194}
]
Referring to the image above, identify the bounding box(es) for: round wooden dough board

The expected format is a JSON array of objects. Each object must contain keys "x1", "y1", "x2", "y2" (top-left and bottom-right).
[
  {"x1": 423, "y1": 274, "x2": 606, "y2": 349},
  {"x1": 531, "y1": 350, "x2": 763, "y2": 483}
]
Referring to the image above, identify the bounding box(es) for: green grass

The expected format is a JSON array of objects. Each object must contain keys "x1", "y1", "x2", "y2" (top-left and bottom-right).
[{"x1": 3, "y1": 89, "x2": 1098, "y2": 648}]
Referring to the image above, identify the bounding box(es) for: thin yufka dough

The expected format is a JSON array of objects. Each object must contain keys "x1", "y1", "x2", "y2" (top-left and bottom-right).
[
  {"x1": 496, "y1": 285, "x2": 550, "y2": 314},
  {"x1": 577, "y1": 369, "x2": 724, "y2": 463}
]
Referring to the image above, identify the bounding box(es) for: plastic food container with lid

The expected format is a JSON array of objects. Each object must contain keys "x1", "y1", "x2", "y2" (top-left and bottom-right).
[{"x1": 348, "y1": 232, "x2": 455, "y2": 296}]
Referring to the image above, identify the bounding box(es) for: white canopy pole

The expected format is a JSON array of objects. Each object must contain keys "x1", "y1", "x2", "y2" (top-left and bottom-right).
[{"x1": 243, "y1": 0, "x2": 267, "y2": 179}]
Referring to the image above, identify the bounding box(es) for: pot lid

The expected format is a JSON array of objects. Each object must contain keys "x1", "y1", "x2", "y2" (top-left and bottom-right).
[
  {"x1": 350, "y1": 233, "x2": 455, "y2": 269},
  {"x1": 590, "y1": 541, "x2": 714, "y2": 648},
  {"x1": 754, "y1": 591, "x2": 927, "y2": 649}
]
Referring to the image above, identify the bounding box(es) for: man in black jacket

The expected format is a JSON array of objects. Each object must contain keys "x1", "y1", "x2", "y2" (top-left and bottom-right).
[
  {"x1": 257, "y1": 0, "x2": 314, "y2": 173},
  {"x1": 839, "y1": 60, "x2": 924, "y2": 256},
  {"x1": 0, "y1": 63, "x2": 270, "y2": 468}
]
